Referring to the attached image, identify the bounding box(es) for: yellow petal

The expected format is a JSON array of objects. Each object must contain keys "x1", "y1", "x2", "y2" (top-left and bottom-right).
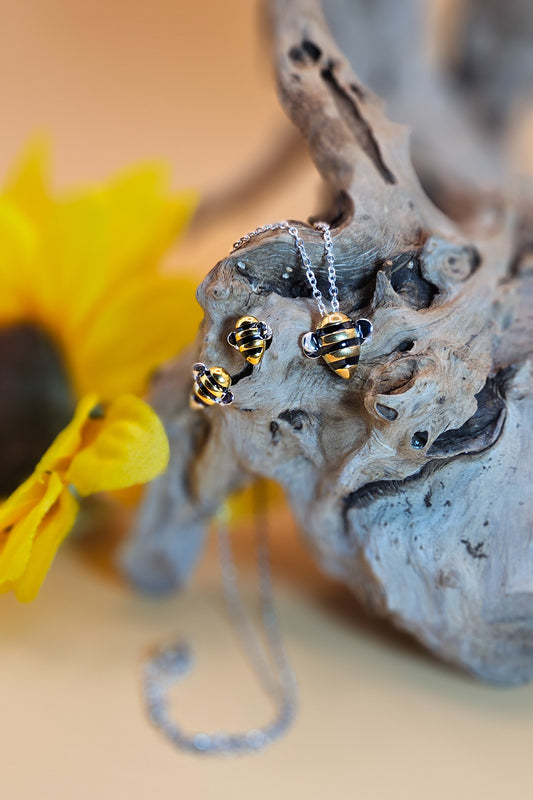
[
  {"x1": 29, "y1": 192, "x2": 110, "y2": 337},
  {"x1": 35, "y1": 167, "x2": 197, "y2": 343},
  {"x1": 26, "y1": 165, "x2": 198, "y2": 396},
  {"x1": 3, "y1": 139, "x2": 51, "y2": 226},
  {"x1": 0, "y1": 391, "x2": 166, "y2": 601},
  {"x1": 0, "y1": 145, "x2": 199, "y2": 404},
  {"x1": 0, "y1": 473, "x2": 50, "y2": 545},
  {"x1": 0, "y1": 472, "x2": 63, "y2": 584},
  {"x1": 102, "y1": 165, "x2": 198, "y2": 280},
  {"x1": 13, "y1": 485, "x2": 79, "y2": 603},
  {"x1": 69, "y1": 275, "x2": 201, "y2": 397},
  {"x1": 65, "y1": 394, "x2": 169, "y2": 495},
  {"x1": 38, "y1": 393, "x2": 100, "y2": 475},
  {"x1": 0, "y1": 198, "x2": 36, "y2": 325}
]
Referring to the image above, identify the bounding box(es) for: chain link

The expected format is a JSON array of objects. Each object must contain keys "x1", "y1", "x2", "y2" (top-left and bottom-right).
[
  {"x1": 233, "y1": 219, "x2": 338, "y2": 317},
  {"x1": 314, "y1": 221, "x2": 339, "y2": 312}
]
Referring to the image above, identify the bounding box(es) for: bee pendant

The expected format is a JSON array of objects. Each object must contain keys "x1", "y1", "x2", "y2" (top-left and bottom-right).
[
  {"x1": 227, "y1": 316, "x2": 272, "y2": 365},
  {"x1": 190, "y1": 363, "x2": 234, "y2": 409},
  {"x1": 302, "y1": 312, "x2": 373, "y2": 380}
]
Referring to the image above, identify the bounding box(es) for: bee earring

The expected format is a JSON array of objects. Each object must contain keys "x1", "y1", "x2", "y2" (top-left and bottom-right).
[
  {"x1": 190, "y1": 363, "x2": 234, "y2": 409},
  {"x1": 233, "y1": 220, "x2": 373, "y2": 380},
  {"x1": 301, "y1": 221, "x2": 372, "y2": 380},
  {"x1": 191, "y1": 316, "x2": 272, "y2": 411},
  {"x1": 227, "y1": 316, "x2": 272, "y2": 365}
]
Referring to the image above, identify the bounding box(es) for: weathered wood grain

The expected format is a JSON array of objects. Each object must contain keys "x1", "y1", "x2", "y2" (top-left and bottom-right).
[{"x1": 121, "y1": 0, "x2": 533, "y2": 684}]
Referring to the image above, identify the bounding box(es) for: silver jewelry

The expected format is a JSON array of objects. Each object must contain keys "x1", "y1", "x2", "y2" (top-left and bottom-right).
[
  {"x1": 234, "y1": 220, "x2": 334, "y2": 317},
  {"x1": 142, "y1": 482, "x2": 297, "y2": 756},
  {"x1": 234, "y1": 220, "x2": 373, "y2": 380},
  {"x1": 313, "y1": 220, "x2": 340, "y2": 314}
]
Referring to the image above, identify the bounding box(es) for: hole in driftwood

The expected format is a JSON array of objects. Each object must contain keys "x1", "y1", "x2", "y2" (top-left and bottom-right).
[
  {"x1": 386, "y1": 252, "x2": 439, "y2": 309},
  {"x1": 289, "y1": 46, "x2": 304, "y2": 63},
  {"x1": 426, "y1": 370, "x2": 510, "y2": 457},
  {"x1": 270, "y1": 420, "x2": 281, "y2": 444},
  {"x1": 375, "y1": 403, "x2": 399, "y2": 421},
  {"x1": 310, "y1": 190, "x2": 354, "y2": 231},
  {"x1": 302, "y1": 40, "x2": 321, "y2": 62},
  {"x1": 411, "y1": 431, "x2": 429, "y2": 449},
  {"x1": 289, "y1": 40, "x2": 322, "y2": 66},
  {"x1": 342, "y1": 460, "x2": 439, "y2": 513},
  {"x1": 397, "y1": 339, "x2": 415, "y2": 352},
  {"x1": 278, "y1": 408, "x2": 311, "y2": 431}
]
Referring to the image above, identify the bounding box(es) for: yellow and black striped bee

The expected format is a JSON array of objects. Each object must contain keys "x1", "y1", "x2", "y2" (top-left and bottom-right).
[
  {"x1": 227, "y1": 316, "x2": 272, "y2": 365},
  {"x1": 190, "y1": 363, "x2": 234, "y2": 409},
  {"x1": 302, "y1": 312, "x2": 373, "y2": 380}
]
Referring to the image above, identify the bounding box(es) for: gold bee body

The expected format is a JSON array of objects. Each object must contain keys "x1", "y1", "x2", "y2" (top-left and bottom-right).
[
  {"x1": 190, "y1": 363, "x2": 234, "y2": 409},
  {"x1": 227, "y1": 316, "x2": 272, "y2": 365},
  {"x1": 302, "y1": 312, "x2": 372, "y2": 380}
]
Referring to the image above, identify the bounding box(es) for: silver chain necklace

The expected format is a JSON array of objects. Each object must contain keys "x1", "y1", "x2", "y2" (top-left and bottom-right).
[
  {"x1": 233, "y1": 220, "x2": 373, "y2": 380},
  {"x1": 233, "y1": 219, "x2": 339, "y2": 316},
  {"x1": 142, "y1": 482, "x2": 298, "y2": 756}
]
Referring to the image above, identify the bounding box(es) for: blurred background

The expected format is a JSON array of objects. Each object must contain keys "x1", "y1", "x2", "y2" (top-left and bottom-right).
[{"x1": 1, "y1": 1, "x2": 533, "y2": 798}]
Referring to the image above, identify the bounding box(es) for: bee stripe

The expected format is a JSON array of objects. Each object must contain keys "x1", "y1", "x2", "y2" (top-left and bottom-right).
[
  {"x1": 237, "y1": 320, "x2": 257, "y2": 331},
  {"x1": 318, "y1": 338, "x2": 359, "y2": 356},
  {"x1": 320, "y1": 320, "x2": 355, "y2": 335},
  {"x1": 325, "y1": 351, "x2": 360, "y2": 366},
  {"x1": 238, "y1": 345, "x2": 263, "y2": 357},
  {"x1": 236, "y1": 327, "x2": 265, "y2": 364},
  {"x1": 196, "y1": 382, "x2": 228, "y2": 405},
  {"x1": 201, "y1": 374, "x2": 225, "y2": 397},
  {"x1": 236, "y1": 332, "x2": 262, "y2": 346},
  {"x1": 191, "y1": 393, "x2": 208, "y2": 408},
  {"x1": 320, "y1": 330, "x2": 357, "y2": 347},
  {"x1": 194, "y1": 386, "x2": 216, "y2": 405},
  {"x1": 326, "y1": 344, "x2": 360, "y2": 359},
  {"x1": 202, "y1": 374, "x2": 223, "y2": 393},
  {"x1": 197, "y1": 381, "x2": 219, "y2": 400},
  {"x1": 326, "y1": 349, "x2": 360, "y2": 362},
  {"x1": 321, "y1": 325, "x2": 357, "y2": 341},
  {"x1": 326, "y1": 357, "x2": 360, "y2": 371},
  {"x1": 240, "y1": 346, "x2": 263, "y2": 357}
]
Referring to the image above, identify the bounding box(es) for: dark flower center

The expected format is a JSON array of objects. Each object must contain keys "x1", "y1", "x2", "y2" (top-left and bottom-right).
[{"x1": 0, "y1": 323, "x2": 76, "y2": 495}]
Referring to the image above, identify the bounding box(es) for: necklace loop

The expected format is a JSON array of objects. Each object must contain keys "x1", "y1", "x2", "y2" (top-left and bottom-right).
[
  {"x1": 142, "y1": 483, "x2": 297, "y2": 756},
  {"x1": 233, "y1": 220, "x2": 338, "y2": 317}
]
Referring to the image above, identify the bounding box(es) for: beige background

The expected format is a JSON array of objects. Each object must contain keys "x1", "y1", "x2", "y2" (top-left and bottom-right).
[{"x1": 1, "y1": 2, "x2": 533, "y2": 799}]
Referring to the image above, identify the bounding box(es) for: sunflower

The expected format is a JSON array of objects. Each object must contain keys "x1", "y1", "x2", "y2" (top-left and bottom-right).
[{"x1": 0, "y1": 142, "x2": 201, "y2": 601}]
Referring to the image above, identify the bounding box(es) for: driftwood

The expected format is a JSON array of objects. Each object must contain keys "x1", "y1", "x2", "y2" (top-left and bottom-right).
[{"x1": 122, "y1": 0, "x2": 533, "y2": 685}]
